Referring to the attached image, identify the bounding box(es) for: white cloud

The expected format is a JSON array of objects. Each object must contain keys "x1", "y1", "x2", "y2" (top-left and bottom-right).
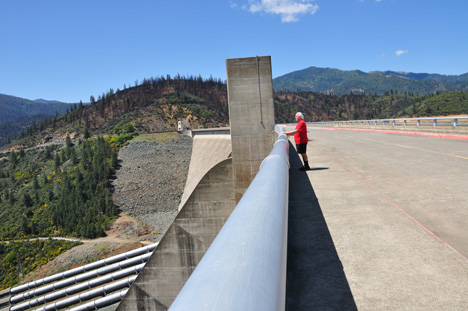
[
  {"x1": 244, "y1": 0, "x2": 319, "y2": 23},
  {"x1": 395, "y1": 50, "x2": 408, "y2": 57}
]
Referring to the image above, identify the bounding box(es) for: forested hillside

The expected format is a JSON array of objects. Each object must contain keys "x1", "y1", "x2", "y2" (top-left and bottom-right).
[
  {"x1": 274, "y1": 90, "x2": 468, "y2": 123},
  {"x1": 273, "y1": 67, "x2": 468, "y2": 95},
  {"x1": 0, "y1": 133, "x2": 125, "y2": 289},
  {"x1": 0, "y1": 95, "x2": 71, "y2": 123},
  {"x1": 0, "y1": 115, "x2": 51, "y2": 147},
  {"x1": 5, "y1": 75, "x2": 229, "y2": 149},
  {"x1": 0, "y1": 239, "x2": 81, "y2": 289},
  {"x1": 0, "y1": 135, "x2": 120, "y2": 240},
  {"x1": 0, "y1": 95, "x2": 72, "y2": 147}
]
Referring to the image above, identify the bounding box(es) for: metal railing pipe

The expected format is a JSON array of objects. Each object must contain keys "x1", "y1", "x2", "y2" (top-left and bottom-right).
[
  {"x1": 169, "y1": 129, "x2": 289, "y2": 311},
  {"x1": 307, "y1": 116, "x2": 468, "y2": 129}
]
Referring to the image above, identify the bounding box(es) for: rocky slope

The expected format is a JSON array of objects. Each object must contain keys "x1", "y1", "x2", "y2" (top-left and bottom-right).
[{"x1": 112, "y1": 133, "x2": 192, "y2": 242}]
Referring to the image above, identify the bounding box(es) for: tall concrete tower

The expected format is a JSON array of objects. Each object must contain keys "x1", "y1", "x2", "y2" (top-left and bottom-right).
[{"x1": 226, "y1": 56, "x2": 276, "y2": 202}]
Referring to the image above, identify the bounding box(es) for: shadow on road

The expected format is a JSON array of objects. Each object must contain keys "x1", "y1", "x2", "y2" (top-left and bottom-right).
[
  {"x1": 310, "y1": 167, "x2": 329, "y2": 171},
  {"x1": 286, "y1": 142, "x2": 357, "y2": 310}
]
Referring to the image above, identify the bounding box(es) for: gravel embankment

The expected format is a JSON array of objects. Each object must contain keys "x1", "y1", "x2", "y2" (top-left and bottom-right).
[{"x1": 112, "y1": 134, "x2": 192, "y2": 242}]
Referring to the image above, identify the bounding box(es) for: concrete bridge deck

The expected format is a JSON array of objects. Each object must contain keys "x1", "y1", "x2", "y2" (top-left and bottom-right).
[{"x1": 286, "y1": 127, "x2": 468, "y2": 310}]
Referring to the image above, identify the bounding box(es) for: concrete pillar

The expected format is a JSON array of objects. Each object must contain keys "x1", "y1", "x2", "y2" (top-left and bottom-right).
[{"x1": 226, "y1": 56, "x2": 276, "y2": 202}]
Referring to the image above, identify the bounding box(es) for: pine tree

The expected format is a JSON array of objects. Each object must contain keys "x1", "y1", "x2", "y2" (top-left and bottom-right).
[
  {"x1": 33, "y1": 176, "x2": 39, "y2": 190},
  {"x1": 23, "y1": 193, "x2": 33, "y2": 208},
  {"x1": 71, "y1": 149, "x2": 78, "y2": 166},
  {"x1": 10, "y1": 151, "x2": 18, "y2": 168},
  {"x1": 66, "y1": 135, "x2": 72, "y2": 149},
  {"x1": 54, "y1": 154, "x2": 61, "y2": 172}
]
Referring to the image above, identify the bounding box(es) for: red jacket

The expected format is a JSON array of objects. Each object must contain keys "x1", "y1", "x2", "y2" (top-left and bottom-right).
[{"x1": 294, "y1": 120, "x2": 308, "y2": 144}]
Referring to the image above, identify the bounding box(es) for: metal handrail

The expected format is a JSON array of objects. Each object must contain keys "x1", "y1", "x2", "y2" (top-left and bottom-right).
[
  {"x1": 309, "y1": 116, "x2": 468, "y2": 127},
  {"x1": 169, "y1": 127, "x2": 289, "y2": 311}
]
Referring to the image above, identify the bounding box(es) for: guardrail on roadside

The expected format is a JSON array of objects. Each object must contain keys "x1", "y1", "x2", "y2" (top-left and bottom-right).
[
  {"x1": 308, "y1": 116, "x2": 468, "y2": 129},
  {"x1": 169, "y1": 125, "x2": 290, "y2": 311}
]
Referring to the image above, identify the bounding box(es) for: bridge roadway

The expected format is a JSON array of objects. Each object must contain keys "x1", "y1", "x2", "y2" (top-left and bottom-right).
[{"x1": 285, "y1": 127, "x2": 468, "y2": 310}]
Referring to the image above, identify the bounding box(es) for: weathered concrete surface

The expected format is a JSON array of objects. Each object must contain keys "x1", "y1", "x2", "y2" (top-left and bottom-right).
[
  {"x1": 286, "y1": 127, "x2": 468, "y2": 310},
  {"x1": 226, "y1": 56, "x2": 276, "y2": 202},
  {"x1": 117, "y1": 159, "x2": 235, "y2": 311},
  {"x1": 177, "y1": 130, "x2": 231, "y2": 212}
]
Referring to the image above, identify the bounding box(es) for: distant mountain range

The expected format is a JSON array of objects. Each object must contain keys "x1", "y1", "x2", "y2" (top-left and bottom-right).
[
  {"x1": 0, "y1": 94, "x2": 72, "y2": 146},
  {"x1": 0, "y1": 94, "x2": 71, "y2": 123},
  {"x1": 273, "y1": 67, "x2": 468, "y2": 95}
]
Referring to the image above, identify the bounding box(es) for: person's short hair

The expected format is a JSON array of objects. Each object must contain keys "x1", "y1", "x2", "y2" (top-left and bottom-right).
[{"x1": 296, "y1": 112, "x2": 304, "y2": 120}]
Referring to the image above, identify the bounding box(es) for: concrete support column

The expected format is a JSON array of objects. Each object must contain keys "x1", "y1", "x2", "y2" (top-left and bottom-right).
[{"x1": 226, "y1": 56, "x2": 276, "y2": 203}]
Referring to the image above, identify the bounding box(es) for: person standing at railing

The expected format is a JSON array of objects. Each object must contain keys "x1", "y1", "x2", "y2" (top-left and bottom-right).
[{"x1": 284, "y1": 112, "x2": 311, "y2": 171}]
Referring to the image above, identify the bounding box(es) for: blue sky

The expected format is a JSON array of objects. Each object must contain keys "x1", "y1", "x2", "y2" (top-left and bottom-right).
[{"x1": 1, "y1": 0, "x2": 467, "y2": 103}]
